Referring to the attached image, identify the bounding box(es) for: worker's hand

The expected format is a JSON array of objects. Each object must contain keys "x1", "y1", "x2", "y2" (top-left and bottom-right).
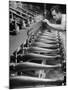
[{"x1": 42, "y1": 19, "x2": 50, "y2": 25}]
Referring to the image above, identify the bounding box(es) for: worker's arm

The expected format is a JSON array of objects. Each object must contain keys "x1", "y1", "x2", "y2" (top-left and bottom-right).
[
  {"x1": 48, "y1": 22, "x2": 65, "y2": 31},
  {"x1": 43, "y1": 15, "x2": 66, "y2": 31}
]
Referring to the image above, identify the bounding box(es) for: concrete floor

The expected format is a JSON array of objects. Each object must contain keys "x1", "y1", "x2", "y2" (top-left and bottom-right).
[{"x1": 9, "y1": 29, "x2": 27, "y2": 55}]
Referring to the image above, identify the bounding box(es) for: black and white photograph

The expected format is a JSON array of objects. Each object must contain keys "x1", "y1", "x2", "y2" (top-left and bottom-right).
[{"x1": 9, "y1": 0, "x2": 66, "y2": 89}]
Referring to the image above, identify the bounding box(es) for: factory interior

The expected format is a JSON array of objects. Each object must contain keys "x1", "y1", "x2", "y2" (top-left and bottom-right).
[{"x1": 9, "y1": 1, "x2": 66, "y2": 89}]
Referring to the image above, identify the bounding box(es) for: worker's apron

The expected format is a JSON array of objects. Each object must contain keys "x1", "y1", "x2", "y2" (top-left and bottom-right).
[
  {"x1": 52, "y1": 19, "x2": 66, "y2": 55},
  {"x1": 59, "y1": 31, "x2": 66, "y2": 55}
]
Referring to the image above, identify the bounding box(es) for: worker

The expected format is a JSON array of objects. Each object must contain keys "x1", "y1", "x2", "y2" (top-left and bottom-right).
[{"x1": 42, "y1": 5, "x2": 66, "y2": 53}]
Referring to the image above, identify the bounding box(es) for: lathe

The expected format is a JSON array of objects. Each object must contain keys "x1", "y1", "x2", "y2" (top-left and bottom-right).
[{"x1": 10, "y1": 20, "x2": 66, "y2": 89}]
